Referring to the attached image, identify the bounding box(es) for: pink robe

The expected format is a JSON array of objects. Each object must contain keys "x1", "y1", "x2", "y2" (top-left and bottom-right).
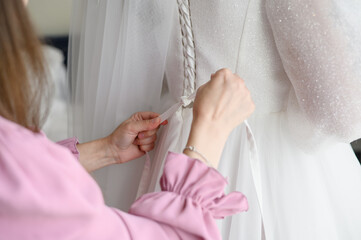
[{"x1": 0, "y1": 116, "x2": 248, "y2": 239}]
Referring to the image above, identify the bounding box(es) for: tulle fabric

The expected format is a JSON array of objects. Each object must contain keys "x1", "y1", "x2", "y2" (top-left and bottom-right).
[
  {"x1": 68, "y1": 0, "x2": 176, "y2": 209},
  {"x1": 69, "y1": 0, "x2": 176, "y2": 140}
]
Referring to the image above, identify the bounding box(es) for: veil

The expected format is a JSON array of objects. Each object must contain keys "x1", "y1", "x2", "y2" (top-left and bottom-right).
[{"x1": 68, "y1": 0, "x2": 176, "y2": 209}]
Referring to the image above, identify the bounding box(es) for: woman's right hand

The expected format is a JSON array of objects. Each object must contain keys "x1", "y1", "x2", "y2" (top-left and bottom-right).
[{"x1": 184, "y1": 68, "x2": 255, "y2": 167}]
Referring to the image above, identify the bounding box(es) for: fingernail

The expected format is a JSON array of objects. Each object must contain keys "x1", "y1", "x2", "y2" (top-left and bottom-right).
[{"x1": 161, "y1": 120, "x2": 168, "y2": 125}]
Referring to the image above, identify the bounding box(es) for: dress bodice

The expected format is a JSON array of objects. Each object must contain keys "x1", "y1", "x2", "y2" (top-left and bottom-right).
[{"x1": 165, "y1": 0, "x2": 292, "y2": 114}]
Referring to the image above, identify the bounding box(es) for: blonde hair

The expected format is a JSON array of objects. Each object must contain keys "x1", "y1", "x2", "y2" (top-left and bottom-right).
[{"x1": 0, "y1": 0, "x2": 49, "y2": 132}]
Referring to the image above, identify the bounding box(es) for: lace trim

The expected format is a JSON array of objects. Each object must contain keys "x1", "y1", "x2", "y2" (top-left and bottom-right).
[{"x1": 177, "y1": 0, "x2": 196, "y2": 96}]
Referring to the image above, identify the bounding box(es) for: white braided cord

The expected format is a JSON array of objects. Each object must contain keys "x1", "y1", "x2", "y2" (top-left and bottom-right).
[{"x1": 177, "y1": 0, "x2": 196, "y2": 96}]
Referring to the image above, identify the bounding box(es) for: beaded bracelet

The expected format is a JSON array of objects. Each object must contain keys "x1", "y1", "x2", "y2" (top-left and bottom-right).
[{"x1": 184, "y1": 146, "x2": 213, "y2": 168}]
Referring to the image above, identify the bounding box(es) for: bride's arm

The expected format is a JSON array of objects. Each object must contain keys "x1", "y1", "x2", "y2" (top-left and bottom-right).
[
  {"x1": 265, "y1": 0, "x2": 361, "y2": 144},
  {"x1": 184, "y1": 69, "x2": 254, "y2": 168}
]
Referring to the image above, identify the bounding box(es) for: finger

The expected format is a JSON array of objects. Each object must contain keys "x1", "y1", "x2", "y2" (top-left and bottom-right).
[
  {"x1": 137, "y1": 111, "x2": 160, "y2": 120},
  {"x1": 138, "y1": 128, "x2": 158, "y2": 139},
  {"x1": 139, "y1": 143, "x2": 155, "y2": 152},
  {"x1": 134, "y1": 134, "x2": 157, "y2": 145},
  {"x1": 130, "y1": 117, "x2": 161, "y2": 133},
  {"x1": 213, "y1": 68, "x2": 233, "y2": 78}
]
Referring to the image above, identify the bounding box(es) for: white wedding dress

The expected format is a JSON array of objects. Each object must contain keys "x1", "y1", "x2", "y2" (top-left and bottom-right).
[{"x1": 69, "y1": 0, "x2": 361, "y2": 239}]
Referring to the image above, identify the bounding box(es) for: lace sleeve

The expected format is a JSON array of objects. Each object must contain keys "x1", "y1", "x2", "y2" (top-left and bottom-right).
[{"x1": 266, "y1": 0, "x2": 361, "y2": 144}]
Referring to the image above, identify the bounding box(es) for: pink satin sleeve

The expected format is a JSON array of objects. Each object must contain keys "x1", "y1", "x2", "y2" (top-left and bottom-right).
[{"x1": 57, "y1": 137, "x2": 80, "y2": 159}]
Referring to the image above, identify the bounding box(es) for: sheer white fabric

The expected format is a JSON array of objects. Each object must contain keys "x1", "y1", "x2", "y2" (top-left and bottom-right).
[
  {"x1": 70, "y1": 0, "x2": 361, "y2": 239},
  {"x1": 266, "y1": 0, "x2": 361, "y2": 148},
  {"x1": 69, "y1": 0, "x2": 176, "y2": 208}
]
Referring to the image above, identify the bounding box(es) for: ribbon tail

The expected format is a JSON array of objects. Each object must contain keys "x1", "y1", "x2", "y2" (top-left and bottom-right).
[
  {"x1": 244, "y1": 120, "x2": 266, "y2": 237},
  {"x1": 137, "y1": 93, "x2": 196, "y2": 197},
  {"x1": 136, "y1": 152, "x2": 152, "y2": 198},
  {"x1": 159, "y1": 102, "x2": 183, "y2": 122}
]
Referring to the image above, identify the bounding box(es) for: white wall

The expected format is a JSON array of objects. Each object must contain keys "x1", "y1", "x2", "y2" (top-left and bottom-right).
[{"x1": 27, "y1": 0, "x2": 72, "y2": 36}]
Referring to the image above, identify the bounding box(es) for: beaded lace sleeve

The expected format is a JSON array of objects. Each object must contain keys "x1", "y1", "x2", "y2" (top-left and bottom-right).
[{"x1": 266, "y1": 0, "x2": 361, "y2": 144}]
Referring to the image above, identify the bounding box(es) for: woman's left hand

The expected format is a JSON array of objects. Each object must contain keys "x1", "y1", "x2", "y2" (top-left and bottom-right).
[{"x1": 108, "y1": 112, "x2": 167, "y2": 164}]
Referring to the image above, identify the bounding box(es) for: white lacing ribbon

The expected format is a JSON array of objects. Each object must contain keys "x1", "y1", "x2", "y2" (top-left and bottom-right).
[
  {"x1": 136, "y1": 92, "x2": 196, "y2": 197},
  {"x1": 244, "y1": 121, "x2": 264, "y2": 217}
]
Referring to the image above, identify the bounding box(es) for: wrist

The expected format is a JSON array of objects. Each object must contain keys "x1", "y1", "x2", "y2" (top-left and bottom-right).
[
  {"x1": 184, "y1": 120, "x2": 229, "y2": 168},
  {"x1": 191, "y1": 119, "x2": 229, "y2": 142},
  {"x1": 106, "y1": 135, "x2": 122, "y2": 162},
  {"x1": 77, "y1": 137, "x2": 117, "y2": 172}
]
